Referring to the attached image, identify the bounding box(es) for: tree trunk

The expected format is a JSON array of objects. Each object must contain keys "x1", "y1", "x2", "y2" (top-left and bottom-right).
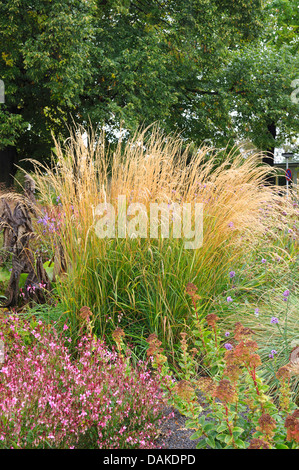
[{"x1": 0, "y1": 146, "x2": 18, "y2": 189}]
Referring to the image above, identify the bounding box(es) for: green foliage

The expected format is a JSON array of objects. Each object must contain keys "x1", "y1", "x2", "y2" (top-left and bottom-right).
[
  {"x1": 219, "y1": 44, "x2": 299, "y2": 151},
  {"x1": 0, "y1": 110, "x2": 26, "y2": 148},
  {"x1": 0, "y1": 0, "x2": 94, "y2": 163},
  {"x1": 3, "y1": 0, "x2": 297, "y2": 173},
  {"x1": 264, "y1": 0, "x2": 299, "y2": 52}
]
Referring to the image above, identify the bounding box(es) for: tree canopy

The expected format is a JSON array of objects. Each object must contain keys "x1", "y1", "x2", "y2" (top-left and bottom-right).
[{"x1": 0, "y1": 0, "x2": 298, "y2": 186}]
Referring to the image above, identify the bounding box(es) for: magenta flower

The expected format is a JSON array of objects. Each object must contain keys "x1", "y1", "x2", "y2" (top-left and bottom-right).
[
  {"x1": 283, "y1": 290, "x2": 290, "y2": 297},
  {"x1": 227, "y1": 296, "x2": 233, "y2": 302},
  {"x1": 270, "y1": 317, "x2": 279, "y2": 324}
]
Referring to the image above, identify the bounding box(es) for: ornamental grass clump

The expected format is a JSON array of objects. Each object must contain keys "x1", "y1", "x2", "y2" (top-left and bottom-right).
[
  {"x1": 27, "y1": 125, "x2": 296, "y2": 357},
  {"x1": 0, "y1": 315, "x2": 169, "y2": 449}
]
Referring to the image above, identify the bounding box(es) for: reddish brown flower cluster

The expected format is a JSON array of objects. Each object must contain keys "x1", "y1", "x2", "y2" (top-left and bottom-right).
[
  {"x1": 206, "y1": 313, "x2": 219, "y2": 327},
  {"x1": 234, "y1": 322, "x2": 255, "y2": 341},
  {"x1": 213, "y1": 379, "x2": 237, "y2": 404},
  {"x1": 224, "y1": 324, "x2": 259, "y2": 372},
  {"x1": 185, "y1": 282, "x2": 201, "y2": 301},
  {"x1": 79, "y1": 306, "x2": 92, "y2": 321},
  {"x1": 284, "y1": 409, "x2": 299, "y2": 443},
  {"x1": 112, "y1": 327, "x2": 125, "y2": 342},
  {"x1": 175, "y1": 380, "x2": 195, "y2": 402},
  {"x1": 185, "y1": 282, "x2": 197, "y2": 296},
  {"x1": 112, "y1": 327, "x2": 126, "y2": 353},
  {"x1": 180, "y1": 332, "x2": 188, "y2": 353},
  {"x1": 256, "y1": 413, "x2": 276, "y2": 438},
  {"x1": 223, "y1": 347, "x2": 236, "y2": 366},
  {"x1": 248, "y1": 438, "x2": 270, "y2": 449},
  {"x1": 228, "y1": 339, "x2": 258, "y2": 367},
  {"x1": 77, "y1": 306, "x2": 93, "y2": 335},
  {"x1": 146, "y1": 333, "x2": 167, "y2": 366},
  {"x1": 276, "y1": 364, "x2": 291, "y2": 381},
  {"x1": 197, "y1": 376, "x2": 216, "y2": 396},
  {"x1": 223, "y1": 364, "x2": 242, "y2": 383},
  {"x1": 146, "y1": 333, "x2": 162, "y2": 356},
  {"x1": 248, "y1": 353, "x2": 262, "y2": 369}
]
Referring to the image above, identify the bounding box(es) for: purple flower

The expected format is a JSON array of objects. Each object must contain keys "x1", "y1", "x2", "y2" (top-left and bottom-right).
[
  {"x1": 254, "y1": 308, "x2": 259, "y2": 317},
  {"x1": 269, "y1": 350, "x2": 277, "y2": 359},
  {"x1": 37, "y1": 214, "x2": 50, "y2": 226},
  {"x1": 224, "y1": 343, "x2": 233, "y2": 350},
  {"x1": 283, "y1": 290, "x2": 290, "y2": 297},
  {"x1": 228, "y1": 222, "x2": 234, "y2": 228},
  {"x1": 227, "y1": 296, "x2": 233, "y2": 302},
  {"x1": 225, "y1": 332, "x2": 230, "y2": 337},
  {"x1": 261, "y1": 258, "x2": 266, "y2": 264},
  {"x1": 229, "y1": 271, "x2": 235, "y2": 279},
  {"x1": 270, "y1": 317, "x2": 279, "y2": 324}
]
